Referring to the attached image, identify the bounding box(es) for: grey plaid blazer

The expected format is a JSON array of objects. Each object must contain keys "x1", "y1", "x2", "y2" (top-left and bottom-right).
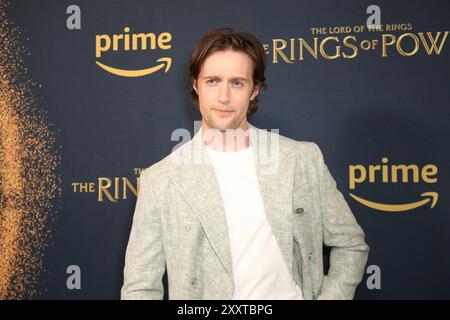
[{"x1": 121, "y1": 123, "x2": 369, "y2": 300}]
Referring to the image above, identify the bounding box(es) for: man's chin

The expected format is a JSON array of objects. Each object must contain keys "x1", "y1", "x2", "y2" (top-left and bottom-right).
[
  {"x1": 208, "y1": 120, "x2": 236, "y2": 132},
  {"x1": 203, "y1": 115, "x2": 248, "y2": 133}
]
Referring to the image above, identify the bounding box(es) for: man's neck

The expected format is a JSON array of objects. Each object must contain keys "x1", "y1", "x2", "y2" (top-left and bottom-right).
[{"x1": 202, "y1": 121, "x2": 250, "y2": 152}]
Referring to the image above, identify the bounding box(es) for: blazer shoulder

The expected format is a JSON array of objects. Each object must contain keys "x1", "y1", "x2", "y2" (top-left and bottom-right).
[
  {"x1": 276, "y1": 133, "x2": 327, "y2": 188},
  {"x1": 138, "y1": 146, "x2": 185, "y2": 184},
  {"x1": 276, "y1": 131, "x2": 323, "y2": 163}
]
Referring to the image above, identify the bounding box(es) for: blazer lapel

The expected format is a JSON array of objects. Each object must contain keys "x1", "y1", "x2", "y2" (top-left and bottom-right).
[
  {"x1": 170, "y1": 127, "x2": 234, "y2": 283},
  {"x1": 251, "y1": 125, "x2": 313, "y2": 292},
  {"x1": 248, "y1": 123, "x2": 296, "y2": 278}
]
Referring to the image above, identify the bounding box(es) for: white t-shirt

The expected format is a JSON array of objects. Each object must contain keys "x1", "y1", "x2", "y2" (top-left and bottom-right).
[{"x1": 206, "y1": 145, "x2": 304, "y2": 300}]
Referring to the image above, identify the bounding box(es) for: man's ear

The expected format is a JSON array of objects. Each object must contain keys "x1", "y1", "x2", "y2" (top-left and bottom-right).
[
  {"x1": 193, "y1": 79, "x2": 198, "y2": 95},
  {"x1": 250, "y1": 83, "x2": 260, "y2": 101}
]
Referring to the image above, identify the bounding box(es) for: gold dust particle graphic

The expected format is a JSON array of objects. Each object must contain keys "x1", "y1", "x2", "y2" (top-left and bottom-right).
[{"x1": 0, "y1": 2, "x2": 61, "y2": 299}]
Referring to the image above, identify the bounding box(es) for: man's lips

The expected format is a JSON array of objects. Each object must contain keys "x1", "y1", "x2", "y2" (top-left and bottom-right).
[{"x1": 213, "y1": 108, "x2": 234, "y2": 113}]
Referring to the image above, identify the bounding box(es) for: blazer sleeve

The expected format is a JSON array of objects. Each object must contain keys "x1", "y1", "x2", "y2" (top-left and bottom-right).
[
  {"x1": 311, "y1": 143, "x2": 370, "y2": 300},
  {"x1": 121, "y1": 169, "x2": 166, "y2": 300}
]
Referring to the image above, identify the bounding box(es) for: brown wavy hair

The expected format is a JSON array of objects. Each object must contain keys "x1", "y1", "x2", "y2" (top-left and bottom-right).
[{"x1": 188, "y1": 27, "x2": 267, "y2": 117}]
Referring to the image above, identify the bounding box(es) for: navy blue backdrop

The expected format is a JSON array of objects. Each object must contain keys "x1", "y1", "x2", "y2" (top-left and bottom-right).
[{"x1": 1, "y1": 0, "x2": 449, "y2": 299}]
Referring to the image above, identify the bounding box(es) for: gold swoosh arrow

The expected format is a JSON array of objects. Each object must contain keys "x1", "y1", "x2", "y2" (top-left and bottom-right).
[
  {"x1": 349, "y1": 191, "x2": 438, "y2": 212},
  {"x1": 95, "y1": 57, "x2": 172, "y2": 77}
]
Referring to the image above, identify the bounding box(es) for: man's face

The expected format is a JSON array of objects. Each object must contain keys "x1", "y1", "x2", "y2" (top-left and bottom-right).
[{"x1": 193, "y1": 49, "x2": 260, "y2": 132}]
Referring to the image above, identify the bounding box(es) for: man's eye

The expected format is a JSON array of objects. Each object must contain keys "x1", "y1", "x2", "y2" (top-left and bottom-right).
[
  {"x1": 232, "y1": 81, "x2": 243, "y2": 87},
  {"x1": 206, "y1": 79, "x2": 217, "y2": 85}
]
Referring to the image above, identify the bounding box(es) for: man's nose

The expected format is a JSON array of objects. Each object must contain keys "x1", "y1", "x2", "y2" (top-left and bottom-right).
[{"x1": 218, "y1": 82, "x2": 231, "y2": 105}]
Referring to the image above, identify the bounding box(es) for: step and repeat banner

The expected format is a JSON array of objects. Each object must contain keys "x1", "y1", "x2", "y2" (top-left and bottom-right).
[{"x1": 0, "y1": 0, "x2": 448, "y2": 299}]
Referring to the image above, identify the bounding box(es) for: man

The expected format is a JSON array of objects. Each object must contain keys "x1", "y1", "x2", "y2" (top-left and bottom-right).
[{"x1": 121, "y1": 27, "x2": 369, "y2": 300}]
